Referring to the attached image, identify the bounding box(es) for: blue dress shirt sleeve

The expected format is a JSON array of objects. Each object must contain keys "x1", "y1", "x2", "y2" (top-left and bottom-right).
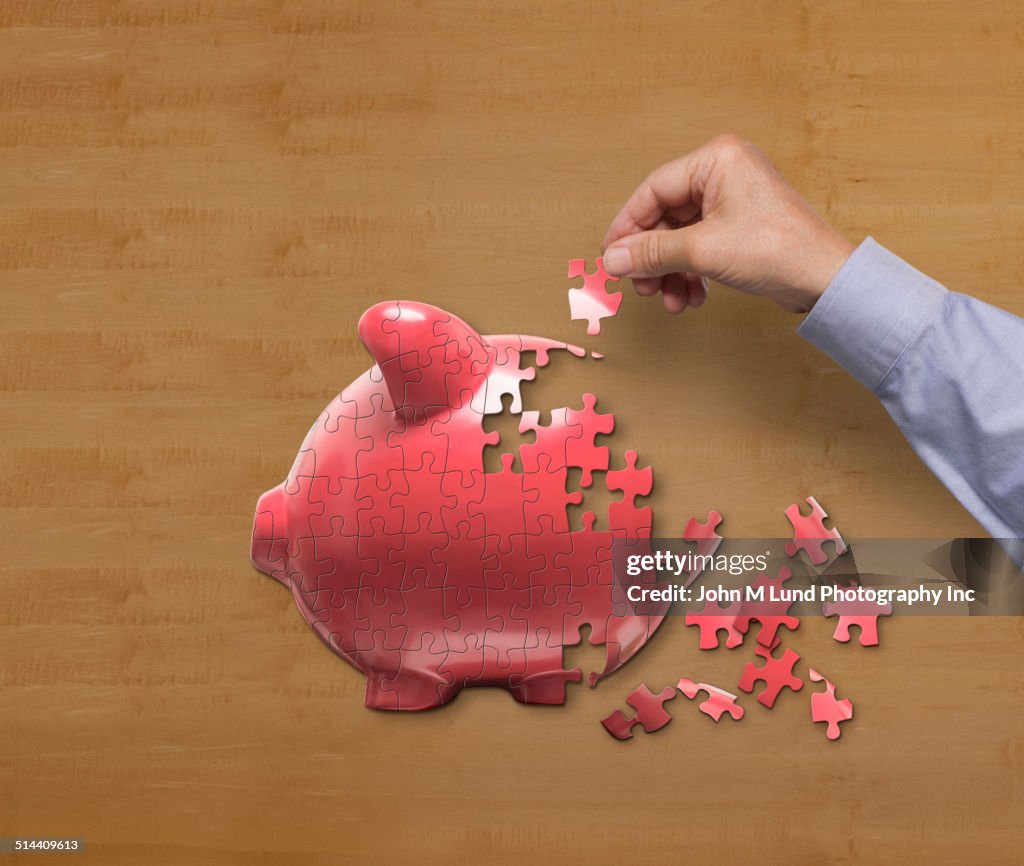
[{"x1": 797, "y1": 237, "x2": 1024, "y2": 541}]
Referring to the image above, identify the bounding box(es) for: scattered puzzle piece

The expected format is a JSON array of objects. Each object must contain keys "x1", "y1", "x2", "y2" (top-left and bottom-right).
[
  {"x1": 809, "y1": 668, "x2": 854, "y2": 740},
  {"x1": 681, "y1": 510, "x2": 723, "y2": 586},
  {"x1": 742, "y1": 566, "x2": 799, "y2": 648},
  {"x1": 685, "y1": 598, "x2": 750, "y2": 650},
  {"x1": 568, "y1": 256, "x2": 622, "y2": 336},
  {"x1": 601, "y1": 684, "x2": 677, "y2": 740},
  {"x1": 784, "y1": 496, "x2": 848, "y2": 565},
  {"x1": 822, "y1": 579, "x2": 892, "y2": 647},
  {"x1": 738, "y1": 644, "x2": 803, "y2": 708},
  {"x1": 677, "y1": 678, "x2": 745, "y2": 722}
]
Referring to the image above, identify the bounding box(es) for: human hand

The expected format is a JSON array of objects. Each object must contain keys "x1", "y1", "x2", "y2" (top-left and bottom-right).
[{"x1": 602, "y1": 135, "x2": 856, "y2": 314}]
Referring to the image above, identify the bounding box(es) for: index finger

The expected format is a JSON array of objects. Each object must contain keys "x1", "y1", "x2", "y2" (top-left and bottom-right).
[{"x1": 601, "y1": 147, "x2": 710, "y2": 251}]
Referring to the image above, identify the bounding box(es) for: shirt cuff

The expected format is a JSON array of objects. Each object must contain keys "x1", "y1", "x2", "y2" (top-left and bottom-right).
[{"x1": 797, "y1": 236, "x2": 949, "y2": 393}]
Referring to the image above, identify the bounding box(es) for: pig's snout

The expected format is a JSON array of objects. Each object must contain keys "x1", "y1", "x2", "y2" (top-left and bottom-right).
[{"x1": 251, "y1": 484, "x2": 289, "y2": 584}]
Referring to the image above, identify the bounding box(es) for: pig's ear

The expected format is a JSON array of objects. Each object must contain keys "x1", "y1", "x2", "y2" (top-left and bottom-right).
[{"x1": 358, "y1": 301, "x2": 492, "y2": 419}]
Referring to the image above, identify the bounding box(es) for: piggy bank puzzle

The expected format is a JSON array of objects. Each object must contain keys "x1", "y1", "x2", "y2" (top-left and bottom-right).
[{"x1": 251, "y1": 301, "x2": 683, "y2": 710}]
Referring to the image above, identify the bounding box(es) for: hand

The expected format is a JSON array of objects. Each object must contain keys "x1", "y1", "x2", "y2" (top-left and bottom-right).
[{"x1": 602, "y1": 135, "x2": 857, "y2": 314}]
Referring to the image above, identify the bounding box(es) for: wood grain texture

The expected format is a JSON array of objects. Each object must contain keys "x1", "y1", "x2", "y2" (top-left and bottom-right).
[{"x1": 2, "y1": 2, "x2": 1022, "y2": 863}]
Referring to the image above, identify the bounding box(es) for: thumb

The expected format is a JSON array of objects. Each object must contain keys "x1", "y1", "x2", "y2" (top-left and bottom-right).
[{"x1": 603, "y1": 225, "x2": 709, "y2": 279}]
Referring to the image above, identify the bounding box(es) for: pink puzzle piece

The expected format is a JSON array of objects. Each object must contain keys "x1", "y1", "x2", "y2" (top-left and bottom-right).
[
  {"x1": 681, "y1": 510, "x2": 723, "y2": 587},
  {"x1": 822, "y1": 579, "x2": 893, "y2": 647},
  {"x1": 563, "y1": 393, "x2": 616, "y2": 485},
  {"x1": 685, "y1": 598, "x2": 750, "y2": 650},
  {"x1": 518, "y1": 393, "x2": 614, "y2": 487},
  {"x1": 784, "y1": 496, "x2": 848, "y2": 566},
  {"x1": 677, "y1": 678, "x2": 745, "y2": 722},
  {"x1": 470, "y1": 341, "x2": 537, "y2": 415},
  {"x1": 601, "y1": 684, "x2": 677, "y2": 740},
  {"x1": 567, "y1": 257, "x2": 622, "y2": 336},
  {"x1": 738, "y1": 644, "x2": 803, "y2": 708},
  {"x1": 679, "y1": 514, "x2": 741, "y2": 650},
  {"x1": 742, "y1": 566, "x2": 799, "y2": 649},
  {"x1": 606, "y1": 450, "x2": 654, "y2": 537},
  {"x1": 809, "y1": 668, "x2": 854, "y2": 740}
]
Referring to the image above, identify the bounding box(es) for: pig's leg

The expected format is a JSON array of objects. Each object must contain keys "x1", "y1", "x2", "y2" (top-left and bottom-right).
[
  {"x1": 509, "y1": 651, "x2": 583, "y2": 705},
  {"x1": 364, "y1": 666, "x2": 456, "y2": 711}
]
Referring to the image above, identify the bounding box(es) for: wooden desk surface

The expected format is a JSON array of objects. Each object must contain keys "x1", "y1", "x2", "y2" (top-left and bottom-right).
[{"x1": 3, "y1": 2, "x2": 1022, "y2": 863}]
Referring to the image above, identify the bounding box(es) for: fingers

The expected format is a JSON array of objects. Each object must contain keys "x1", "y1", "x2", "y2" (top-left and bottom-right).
[
  {"x1": 633, "y1": 277, "x2": 661, "y2": 297},
  {"x1": 608, "y1": 223, "x2": 710, "y2": 311},
  {"x1": 656, "y1": 273, "x2": 707, "y2": 314},
  {"x1": 602, "y1": 148, "x2": 709, "y2": 251},
  {"x1": 603, "y1": 223, "x2": 709, "y2": 279},
  {"x1": 601, "y1": 135, "x2": 761, "y2": 315},
  {"x1": 660, "y1": 273, "x2": 689, "y2": 314},
  {"x1": 622, "y1": 216, "x2": 671, "y2": 297}
]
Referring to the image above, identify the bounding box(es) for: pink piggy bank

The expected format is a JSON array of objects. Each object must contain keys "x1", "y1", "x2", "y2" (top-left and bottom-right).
[{"x1": 251, "y1": 301, "x2": 670, "y2": 710}]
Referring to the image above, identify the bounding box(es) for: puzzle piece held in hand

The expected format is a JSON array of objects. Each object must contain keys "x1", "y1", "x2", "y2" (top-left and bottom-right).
[
  {"x1": 677, "y1": 678, "x2": 745, "y2": 722},
  {"x1": 809, "y1": 668, "x2": 854, "y2": 740},
  {"x1": 601, "y1": 684, "x2": 678, "y2": 740},
  {"x1": 568, "y1": 257, "x2": 622, "y2": 336},
  {"x1": 784, "y1": 496, "x2": 848, "y2": 565}
]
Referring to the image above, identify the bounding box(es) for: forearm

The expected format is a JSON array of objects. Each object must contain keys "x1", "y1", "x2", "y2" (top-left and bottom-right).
[{"x1": 798, "y1": 238, "x2": 1024, "y2": 539}]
